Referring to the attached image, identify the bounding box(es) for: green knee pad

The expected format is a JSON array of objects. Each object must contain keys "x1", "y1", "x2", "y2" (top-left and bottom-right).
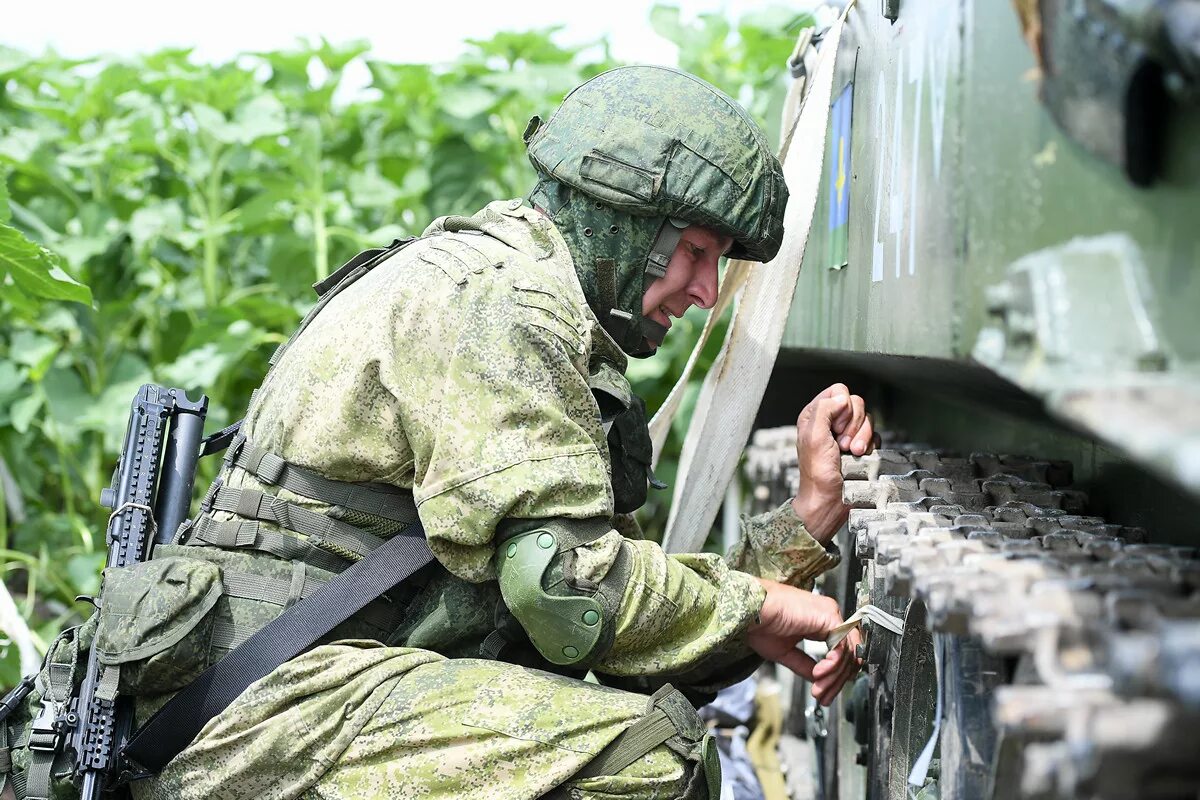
[{"x1": 496, "y1": 528, "x2": 604, "y2": 666}]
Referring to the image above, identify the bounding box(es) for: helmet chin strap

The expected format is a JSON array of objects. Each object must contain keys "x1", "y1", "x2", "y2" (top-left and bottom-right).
[{"x1": 603, "y1": 218, "x2": 685, "y2": 358}]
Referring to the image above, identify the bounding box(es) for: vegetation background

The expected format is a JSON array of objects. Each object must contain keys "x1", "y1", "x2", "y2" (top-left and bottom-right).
[{"x1": 0, "y1": 4, "x2": 810, "y2": 685}]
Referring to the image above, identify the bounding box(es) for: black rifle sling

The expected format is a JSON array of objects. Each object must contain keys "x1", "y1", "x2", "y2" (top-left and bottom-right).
[{"x1": 123, "y1": 524, "x2": 434, "y2": 773}]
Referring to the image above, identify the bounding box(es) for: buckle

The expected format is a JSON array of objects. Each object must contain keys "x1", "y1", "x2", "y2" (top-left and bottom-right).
[{"x1": 28, "y1": 700, "x2": 60, "y2": 752}]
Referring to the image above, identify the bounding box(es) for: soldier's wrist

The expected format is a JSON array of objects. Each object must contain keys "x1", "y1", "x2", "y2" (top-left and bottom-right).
[{"x1": 790, "y1": 492, "x2": 841, "y2": 545}]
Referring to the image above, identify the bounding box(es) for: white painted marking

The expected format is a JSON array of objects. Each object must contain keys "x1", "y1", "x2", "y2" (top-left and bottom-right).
[
  {"x1": 909, "y1": 34, "x2": 924, "y2": 277},
  {"x1": 872, "y1": 68, "x2": 887, "y2": 283},
  {"x1": 890, "y1": 53, "x2": 905, "y2": 279},
  {"x1": 870, "y1": 0, "x2": 959, "y2": 284}
]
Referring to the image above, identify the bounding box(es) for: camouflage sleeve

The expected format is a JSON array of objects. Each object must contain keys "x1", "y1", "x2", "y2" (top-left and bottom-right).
[
  {"x1": 598, "y1": 539, "x2": 767, "y2": 676},
  {"x1": 409, "y1": 253, "x2": 614, "y2": 584},
  {"x1": 725, "y1": 500, "x2": 841, "y2": 590}
]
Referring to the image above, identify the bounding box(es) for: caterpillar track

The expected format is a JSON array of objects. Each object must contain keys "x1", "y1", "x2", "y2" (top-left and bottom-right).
[{"x1": 743, "y1": 428, "x2": 1200, "y2": 800}]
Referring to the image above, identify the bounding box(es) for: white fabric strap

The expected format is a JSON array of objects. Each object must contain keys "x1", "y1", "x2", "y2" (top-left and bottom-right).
[
  {"x1": 661, "y1": 7, "x2": 851, "y2": 553},
  {"x1": 647, "y1": 24, "x2": 821, "y2": 468}
]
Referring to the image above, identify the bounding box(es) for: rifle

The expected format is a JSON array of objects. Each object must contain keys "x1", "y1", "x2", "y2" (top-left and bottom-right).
[{"x1": 55, "y1": 385, "x2": 207, "y2": 798}]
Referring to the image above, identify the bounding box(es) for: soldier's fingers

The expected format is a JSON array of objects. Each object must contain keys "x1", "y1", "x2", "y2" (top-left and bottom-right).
[
  {"x1": 813, "y1": 655, "x2": 860, "y2": 705},
  {"x1": 844, "y1": 628, "x2": 864, "y2": 661},
  {"x1": 810, "y1": 396, "x2": 850, "y2": 449},
  {"x1": 817, "y1": 383, "x2": 851, "y2": 401},
  {"x1": 850, "y1": 414, "x2": 876, "y2": 456},
  {"x1": 778, "y1": 647, "x2": 819, "y2": 681},
  {"x1": 835, "y1": 395, "x2": 867, "y2": 446},
  {"x1": 812, "y1": 672, "x2": 845, "y2": 706},
  {"x1": 812, "y1": 648, "x2": 843, "y2": 679}
]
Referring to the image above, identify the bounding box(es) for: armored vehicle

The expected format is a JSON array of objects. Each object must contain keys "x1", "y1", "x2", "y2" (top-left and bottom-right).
[{"x1": 741, "y1": 1, "x2": 1200, "y2": 797}]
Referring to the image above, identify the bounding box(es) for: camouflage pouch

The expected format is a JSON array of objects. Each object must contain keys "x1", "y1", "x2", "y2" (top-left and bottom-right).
[{"x1": 95, "y1": 556, "x2": 223, "y2": 695}]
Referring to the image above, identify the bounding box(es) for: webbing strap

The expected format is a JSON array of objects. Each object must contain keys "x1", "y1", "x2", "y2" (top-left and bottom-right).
[
  {"x1": 0, "y1": 714, "x2": 11, "y2": 799},
  {"x1": 220, "y1": 568, "x2": 403, "y2": 633},
  {"x1": 188, "y1": 516, "x2": 349, "y2": 574},
  {"x1": 25, "y1": 635, "x2": 76, "y2": 800},
  {"x1": 644, "y1": 220, "x2": 683, "y2": 281},
  {"x1": 123, "y1": 523, "x2": 433, "y2": 773},
  {"x1": 200, "y1": 419, "x2": 243, "y2": 458},
  {"x1": 211, "y1": 573, "x2": 402, "y2": 651},
  {"x1": 229, "y1": 437, "x2": 418, "y2": 524},
  {"x1": 221, "y1": 570, "x2": 325, "y2": 607},
  {"x1": 661, "y1": 8, "x2": 849, "y2": 553},
  {"x1": 576, "y1": 708, "x2": 677, "y2": 779},
  {"x1": 269, "y1": 238, "x2": 416, "y2": 376},
  {"x1": 208, "y1": 486, "x2": 386, "y2": 561},
  {"x1": 7, "y1": 730, "x2": 27, "y2": 796},
  {"x1": 595, "y1": 258, "x2": 618, "y2": 314}
]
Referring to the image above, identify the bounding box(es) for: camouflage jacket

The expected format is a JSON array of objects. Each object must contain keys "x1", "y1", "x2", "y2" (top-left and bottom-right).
[{"x1": 221, "y1": 199, "x2": 838, "y2": 686}]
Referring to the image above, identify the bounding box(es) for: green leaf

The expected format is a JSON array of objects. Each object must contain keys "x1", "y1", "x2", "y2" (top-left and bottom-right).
[
  {"x1": 8, "y1": 330, "x2": 58, "y2": 380},
  {"x1": 649, "y1": 5, "x2": 686, "y2": 45},
  {"x1": 0, "y1": 362, "x2": 27, "y2": 400},
  {"x1": 0, "y1": 225, "x2": 92, "y2": 306},
  {"x1": 228, "y1": 93, "x2": 288, "y2": 144},
  {"x1": 41, "y1": 366, "x2": 93, "y2": 444},
  {"x1": 66, "y1": 552, "x2": 104, "y2": 597},
  {"x1": 129, "y1": 200, "x2": 185, "y2": 252},
  {"x1": 0, "y1": 168, "x2": 10, "y2": 224},
  {"x1": 347, "y1": 170, "x2": 401, "y2": 209},
  {"x1": 0, "y1": 45, "x2": 33, "y2": 78},
  {"x1": 10, "y1": 393, "x2": 43, "y2": 434},
  {"x1": 0, "y1": 129, "x2": 44, "y2": 164},
  {"x1": 159, "y1": 343, "x2": 230, "y2": 391},
  {"x1": 440, "y1": 86, "x2": 497, "y2": 120}
]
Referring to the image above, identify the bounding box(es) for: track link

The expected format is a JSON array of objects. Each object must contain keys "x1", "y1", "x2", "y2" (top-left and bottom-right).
[{"x1": 745, "y1": 429, "x2": 1200, "y2": 800}]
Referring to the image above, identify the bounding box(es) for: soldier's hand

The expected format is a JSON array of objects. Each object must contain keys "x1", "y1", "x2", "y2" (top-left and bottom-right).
[
  {"x1": 792, "y1": 383, "x2": 875, "y2": 544},
  {"x1": 748, "y1": 578, "x2": 862, "y2": 705}
]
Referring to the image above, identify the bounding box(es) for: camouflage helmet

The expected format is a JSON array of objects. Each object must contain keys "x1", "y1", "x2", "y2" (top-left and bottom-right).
[{"x1": 524, "y1": 65, "x2": 787, "y2": 356}]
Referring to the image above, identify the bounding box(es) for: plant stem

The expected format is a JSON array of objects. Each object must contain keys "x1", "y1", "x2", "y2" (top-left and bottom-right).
[
  {"x1": 202, "y1": 146, "x2": 227, "y2": 307},
  {"x1": 313, "y1": 191, "x2": 328, "y2": 283},
  {"x1": 310, "y1": 125, "x2": 328, "y2": 283}
]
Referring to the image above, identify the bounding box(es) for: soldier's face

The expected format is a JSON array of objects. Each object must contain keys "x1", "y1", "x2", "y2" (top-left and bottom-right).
[{"x1": 641, "y1": 225, "x2": 731, "y2": 345}]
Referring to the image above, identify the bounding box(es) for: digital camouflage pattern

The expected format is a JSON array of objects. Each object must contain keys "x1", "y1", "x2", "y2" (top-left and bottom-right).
[
  {"x1": 136, "y1": 645, "x2": 705, "y2": 800},
  {"x1": 124, "y1": 201, "x2": 837, "y2": 799},
  {"x1": 524, "y1": 66, "x2": 788, "y2": 263},
  {"x1": 726, "y1": 501, "x2": 841, "y2": 590},
  {"x1": 526, "y1": 177, "x2": 670, "y2": 355}
]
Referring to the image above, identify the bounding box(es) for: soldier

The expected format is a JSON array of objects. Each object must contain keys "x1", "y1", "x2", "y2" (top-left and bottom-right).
[{"x1": 112, "y1": 66, "x2": 872, "y2": 800}]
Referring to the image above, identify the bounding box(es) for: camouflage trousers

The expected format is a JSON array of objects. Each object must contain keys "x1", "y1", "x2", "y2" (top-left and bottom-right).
[{"x1": 132, "y1": 641, "x2": 718, "y2": 800}]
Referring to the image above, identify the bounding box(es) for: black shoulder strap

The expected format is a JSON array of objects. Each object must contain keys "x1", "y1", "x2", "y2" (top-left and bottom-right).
[
  {"x1": 311, "y1": 237, "x2": 414, "y2": 299},
  {"x1": 122, "y1": 523, "x2": 434, "y2": 774}
]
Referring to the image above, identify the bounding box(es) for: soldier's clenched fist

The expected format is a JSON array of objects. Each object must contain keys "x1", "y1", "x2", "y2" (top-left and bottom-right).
[{"x1": 791, "y1": 383, "x2": 874, "y2": 544}]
